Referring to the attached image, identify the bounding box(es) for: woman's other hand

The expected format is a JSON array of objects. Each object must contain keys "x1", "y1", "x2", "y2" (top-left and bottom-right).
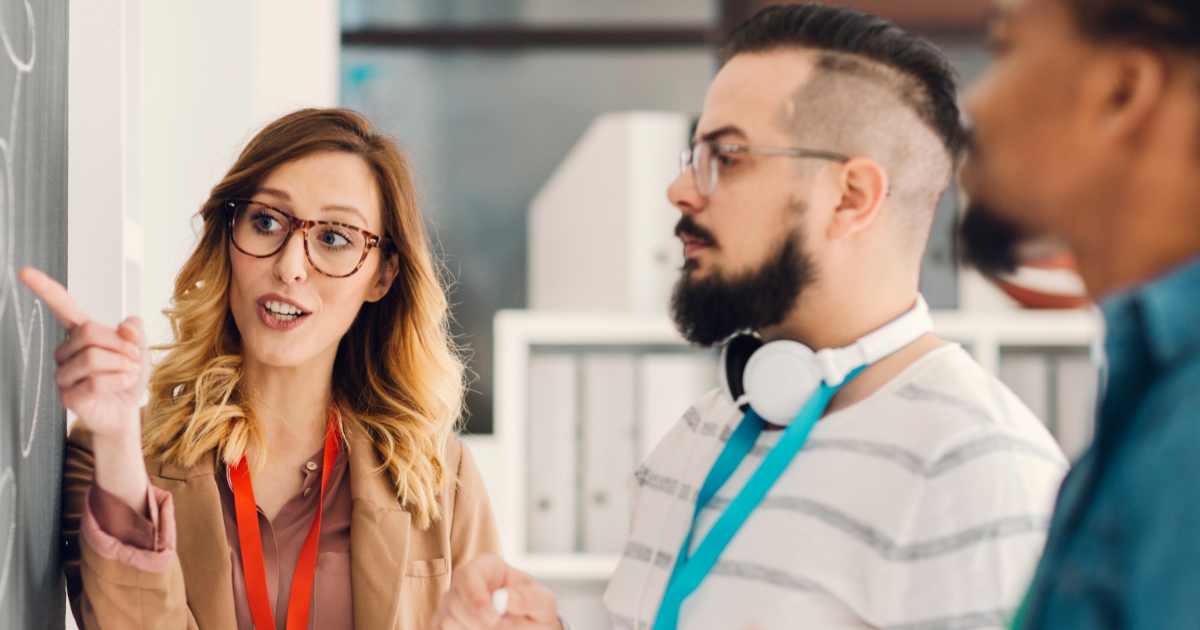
[
  {"x1": 430, "y1": 554, "x2": 562, "y2": 630},
  {"x1": 20, "y1": 267, "x2": 151, "y2": 514}
]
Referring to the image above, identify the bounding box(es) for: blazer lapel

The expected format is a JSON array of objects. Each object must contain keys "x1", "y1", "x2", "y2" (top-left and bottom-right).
[
  {"x1": 151, "y1": 452, "x2": 239, "y2": 630},
  {"x1": 348, "y1": 424, "x2": 412, "y2": 629}
]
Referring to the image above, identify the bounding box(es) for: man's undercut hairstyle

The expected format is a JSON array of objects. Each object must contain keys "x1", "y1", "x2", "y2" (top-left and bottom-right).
[
  {"x1": 719, "y1": 4, "x2": 965, "y2": 255},
  {"x1": 1068, "y1": 0, "x2": 1200, "y2": 56},
  {"x1": 719, "y1": 3, "x2": 966, "y2": 165}
]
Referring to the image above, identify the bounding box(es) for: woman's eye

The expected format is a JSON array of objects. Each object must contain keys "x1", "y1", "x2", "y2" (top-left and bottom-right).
[
  {"x1": 319, "y1": 229, "x2": 352, "y2": 248},
  {"x1": 717, "y1": 154, "x2": 738, "y2": 167},
  {"x1": 251, "y1": 214, "x2": 282, "y2": 232}
]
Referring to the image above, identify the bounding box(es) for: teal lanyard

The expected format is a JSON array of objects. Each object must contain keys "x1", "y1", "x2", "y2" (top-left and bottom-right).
[{"x1": 653, "y1": 366, "x2": 864, "y2": 630}]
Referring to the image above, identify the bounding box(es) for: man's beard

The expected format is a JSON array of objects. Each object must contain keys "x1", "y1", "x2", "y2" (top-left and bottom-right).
[
  {"x1": 959, "y1": 127, "x2": 1029, "y2": 277},
  {"x1": 959, "y1": 200, "x2": 1025, "y2": 276},
  {"x1": 670, "y1": 231, "x2": 815, "y2": 347}
]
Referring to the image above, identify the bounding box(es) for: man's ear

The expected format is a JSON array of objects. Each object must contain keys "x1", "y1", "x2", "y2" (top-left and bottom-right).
[
  {"x1": 365, "y1": 250, "x2": 400, "y2": 303},
  {"x1": 1085, "y1": 47, "x2": 1166, "y2": 143},
  {"x1": 829, "y1": 157, "x2": 889, "y2": 241}
]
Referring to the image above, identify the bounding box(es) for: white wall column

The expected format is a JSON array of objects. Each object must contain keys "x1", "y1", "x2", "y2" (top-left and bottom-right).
[
  {"x1": 138, "y1": 0, "x2": 338, "y2": 349},
  {"x1": 68, "y1": 0, "x2": 139, "y2": 328},
  {"x1": 65, "y1": 4, "x2": 337, "y2": 624}
]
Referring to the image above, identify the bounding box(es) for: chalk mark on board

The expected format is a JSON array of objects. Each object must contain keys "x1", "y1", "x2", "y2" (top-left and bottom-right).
[
  {"x1": 13, "y1": 284, "x2": 43, "y2": 458},
  {"x1": 0, "y1": 468, "x2": 15, "y2": 614},
  {"x1": 0, "y1": 0, "x2": 39, "y2": 616}
]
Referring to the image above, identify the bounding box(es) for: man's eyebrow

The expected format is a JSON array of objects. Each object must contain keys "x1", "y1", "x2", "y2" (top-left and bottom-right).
[{"x1": 693, "y1": 125, "x2": 747, "y2": 145}]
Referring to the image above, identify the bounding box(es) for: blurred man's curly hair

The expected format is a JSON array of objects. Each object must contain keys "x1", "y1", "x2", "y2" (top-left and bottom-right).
[{"x1": 1071, "y1": 0, "x2": 1200, "y2": 54}]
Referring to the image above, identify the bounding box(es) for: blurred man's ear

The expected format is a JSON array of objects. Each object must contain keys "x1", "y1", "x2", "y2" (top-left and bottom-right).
[
  {"x1": 827, "y1": 157, "x2": 890, "y2": 241},
  {"x1": 1086, "y1": 48, "x2": 1167, "y2": 144}
]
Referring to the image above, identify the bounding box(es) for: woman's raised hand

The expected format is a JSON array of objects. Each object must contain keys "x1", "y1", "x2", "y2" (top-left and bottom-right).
[
  {"x1": 20, "y1": 267, "x2": 149, "y2": 436},
  {"x1": 19, "y1": 267, "x2": 151, "y2": 514}
]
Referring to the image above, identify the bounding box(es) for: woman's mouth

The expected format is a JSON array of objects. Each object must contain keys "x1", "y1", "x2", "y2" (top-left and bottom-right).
[{"x1": 257, "y1": 300, "x2": 311, "y2": 331}]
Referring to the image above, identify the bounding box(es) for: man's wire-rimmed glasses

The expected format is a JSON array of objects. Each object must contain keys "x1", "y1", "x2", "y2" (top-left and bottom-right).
[
  {"x1": 680, "y1": 140, "x2": 850, "y2": 197},
  {"x1": 226, "y1": 199, "x2": 388, "y2": 278}
]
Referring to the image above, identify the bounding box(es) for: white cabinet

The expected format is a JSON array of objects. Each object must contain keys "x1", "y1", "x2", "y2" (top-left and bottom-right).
[
  {"x1": 527, "y1": 354, "x2": 579, "y2": 553},
  {"x1": 494, "y1": 308, "x2": 1103, "y2": 581}
]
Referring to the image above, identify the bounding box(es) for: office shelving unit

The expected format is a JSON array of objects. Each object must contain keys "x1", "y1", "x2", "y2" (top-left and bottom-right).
[{"x1": 482, "y1": 307, "x2": 1102, "y2": 581}]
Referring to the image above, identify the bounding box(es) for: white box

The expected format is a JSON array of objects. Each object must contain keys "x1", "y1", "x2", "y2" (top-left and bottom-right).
[
  {"x1": 581, "y1": 354, "x2": 639, "y2": 553},
  {"x1": 527, "y1": 354, "x2": 579, "y2": 553},
  {"x1": 528, "y1": 111, "x2": 690, "y2": 314}
]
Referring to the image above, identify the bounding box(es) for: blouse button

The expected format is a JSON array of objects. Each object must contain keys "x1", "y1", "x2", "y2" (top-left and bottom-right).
[{"x1": 306, "y1": 461, "x2": 318, "y2": 471}]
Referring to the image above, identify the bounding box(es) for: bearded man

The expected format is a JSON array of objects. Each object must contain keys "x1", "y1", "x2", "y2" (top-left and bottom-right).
[{"x1": 432, "y1": 5, "x2": 1068, "y2": 629}]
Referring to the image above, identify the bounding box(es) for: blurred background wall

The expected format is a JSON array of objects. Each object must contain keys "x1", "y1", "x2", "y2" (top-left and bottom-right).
[
  {"x1": 338, "y1": 0, "x2": 992, "y2": 434},
  {"x1": 75, "y1": 0, "x2": 998, "y2": 437}
]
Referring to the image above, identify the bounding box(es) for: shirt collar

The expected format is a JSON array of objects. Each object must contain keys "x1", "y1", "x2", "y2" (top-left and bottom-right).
[{"x1": 1102, "y1": 253, "x2": 1200, "y2": 369}]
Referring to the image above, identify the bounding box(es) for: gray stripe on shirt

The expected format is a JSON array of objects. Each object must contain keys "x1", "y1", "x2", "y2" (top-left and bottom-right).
[
  {"x1": 682, "y1": 405, "x2": 731, "y2": 440},
  {"x1": 623, "y1": 541, "x2": 675, "y2": 568},
  {"x1": 638, "y1": 432, "x2": 1065, "y2": 496},
  {"x1": 896, "y1": 384, "x2": 995, "y2": 424},
  {"x1": 709, "y1": 560, "x2": 826, "y2": 592},
  {"x1": 636, "y1": 465, "x2": 697, "y2": 501},
  {"x1": 700, "y1": 496, "x2": 1050, "y2": 561},
  {"x1": 612, "y1": 613, "x2": 651, "y2": 630},
  {"x1": 804, "y1": 435, "x2": 1068, "y2": 473}
]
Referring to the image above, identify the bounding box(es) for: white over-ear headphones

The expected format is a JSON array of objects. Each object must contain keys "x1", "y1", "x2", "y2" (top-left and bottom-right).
[
  {"x1": 630, "y1": 296, "x2": 934, "y2": 627},
  {"x1": 719, "y1": 295, "x2": 934, "y2": 425}
]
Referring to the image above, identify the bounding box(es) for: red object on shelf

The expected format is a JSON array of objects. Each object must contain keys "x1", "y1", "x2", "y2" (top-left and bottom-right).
[{"x1": 991, "y1": 251, "x2": 1091, "y2": 309}]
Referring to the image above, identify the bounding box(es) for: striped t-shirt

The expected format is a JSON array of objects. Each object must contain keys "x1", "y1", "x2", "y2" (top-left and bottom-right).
[{"x1": 603, "y1": 344, "x2": 1068, "y2": 630}]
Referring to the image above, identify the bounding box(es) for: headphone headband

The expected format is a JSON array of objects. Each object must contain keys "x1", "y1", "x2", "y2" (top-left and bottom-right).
[
  {"x1": 720, "y1": 295, "x2": 934, "y2": 424},
  {"x1": 814, "y1": 294, "x2": 932, "y2": 386}
]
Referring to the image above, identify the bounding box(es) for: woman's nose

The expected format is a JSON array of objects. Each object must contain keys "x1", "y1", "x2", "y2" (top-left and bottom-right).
[{"x1": 273, "y1": 230, "x2": 310, "y2": 283}]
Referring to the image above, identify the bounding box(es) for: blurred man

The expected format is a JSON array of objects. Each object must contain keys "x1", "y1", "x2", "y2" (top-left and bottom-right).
[
  {"x1": 431, "y1": 5, "x2": 1067, "y2": 629},
  {"x1": 960, "y1": 0, "x2": 1200, "y2": 627}
]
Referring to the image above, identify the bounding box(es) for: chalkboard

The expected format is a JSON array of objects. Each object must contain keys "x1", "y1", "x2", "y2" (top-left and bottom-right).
[{"x1": 0, "y1": 1, "x2": 68, "y2": 628}]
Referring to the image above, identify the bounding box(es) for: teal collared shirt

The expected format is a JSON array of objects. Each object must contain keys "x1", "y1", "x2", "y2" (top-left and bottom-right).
[{"x1": 1022, "y1": 254, "x2": 1200, "y2": 629}]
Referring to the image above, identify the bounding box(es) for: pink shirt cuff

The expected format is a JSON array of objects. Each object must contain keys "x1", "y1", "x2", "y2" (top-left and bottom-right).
[{"x1": 80, "y1": 482, "x2": 177, "y2": 573}]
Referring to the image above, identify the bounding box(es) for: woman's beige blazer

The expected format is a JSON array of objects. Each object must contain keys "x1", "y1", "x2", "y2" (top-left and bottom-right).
[{"x1": 62, "y1": 421, "x2": 502, "y2": 630}]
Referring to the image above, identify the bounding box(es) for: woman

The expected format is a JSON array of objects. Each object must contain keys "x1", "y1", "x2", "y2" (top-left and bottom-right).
[{"x1": 23, "y1": 108, "x2": 500, "y2": 629}]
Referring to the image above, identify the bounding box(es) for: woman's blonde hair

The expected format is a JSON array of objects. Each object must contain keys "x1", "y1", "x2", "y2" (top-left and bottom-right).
[{"x1": 143, "y1": 109, "x2": 464, "y2": 528}]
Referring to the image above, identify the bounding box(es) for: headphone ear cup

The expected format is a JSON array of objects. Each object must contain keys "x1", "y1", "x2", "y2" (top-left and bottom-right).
[
  {"x1": 720, "y1": 334, "x2": 763, "y2": 409},
  {"x1": 743, "y1": 340, "x2": 822, "y2": 425}
]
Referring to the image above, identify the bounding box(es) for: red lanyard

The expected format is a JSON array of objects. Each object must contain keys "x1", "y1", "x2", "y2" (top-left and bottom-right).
[{"x1": 229, "y1": 409, "x2": 341, "y2": 630}]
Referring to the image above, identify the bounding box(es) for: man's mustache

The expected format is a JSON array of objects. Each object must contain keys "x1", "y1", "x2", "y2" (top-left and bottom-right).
[{"x1": 675, "y1": 215, "x2": 717, "y2": 247}]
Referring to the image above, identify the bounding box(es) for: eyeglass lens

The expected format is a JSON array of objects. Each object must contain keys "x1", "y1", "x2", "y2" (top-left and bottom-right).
[
  {"x1": 681, "y1": 143, "x2": 718, "y2": 197},
  {"x1": 230, "y1": 202, "x2": 367, "y2": 277}
]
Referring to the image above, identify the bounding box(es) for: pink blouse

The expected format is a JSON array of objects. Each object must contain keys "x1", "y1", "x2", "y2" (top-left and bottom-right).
[{"x1": 81, "y1": 443, "x2": 354, "y2": 630}]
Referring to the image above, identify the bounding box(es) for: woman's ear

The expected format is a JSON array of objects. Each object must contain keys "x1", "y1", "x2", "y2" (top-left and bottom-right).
[
  {"x1": 365, "y1": 250, "x2": 400, "y2": 303},
  {"x1": 829, "y1": 157, "x2": 889, "y2": 241}
]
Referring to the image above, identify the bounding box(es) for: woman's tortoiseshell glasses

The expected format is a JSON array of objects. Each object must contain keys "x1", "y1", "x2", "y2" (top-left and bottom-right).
[{"x1": 226, "y1": 199, "x2": 387, "y2": 278}]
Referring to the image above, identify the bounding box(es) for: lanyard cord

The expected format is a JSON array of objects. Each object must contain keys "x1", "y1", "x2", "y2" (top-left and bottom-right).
[
  {"x1": 654, "y1": 366, "x2": 864, "y2": 630},
  {"x1": 230, "y1": 409, "x2": 341, "y2": 630}
]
